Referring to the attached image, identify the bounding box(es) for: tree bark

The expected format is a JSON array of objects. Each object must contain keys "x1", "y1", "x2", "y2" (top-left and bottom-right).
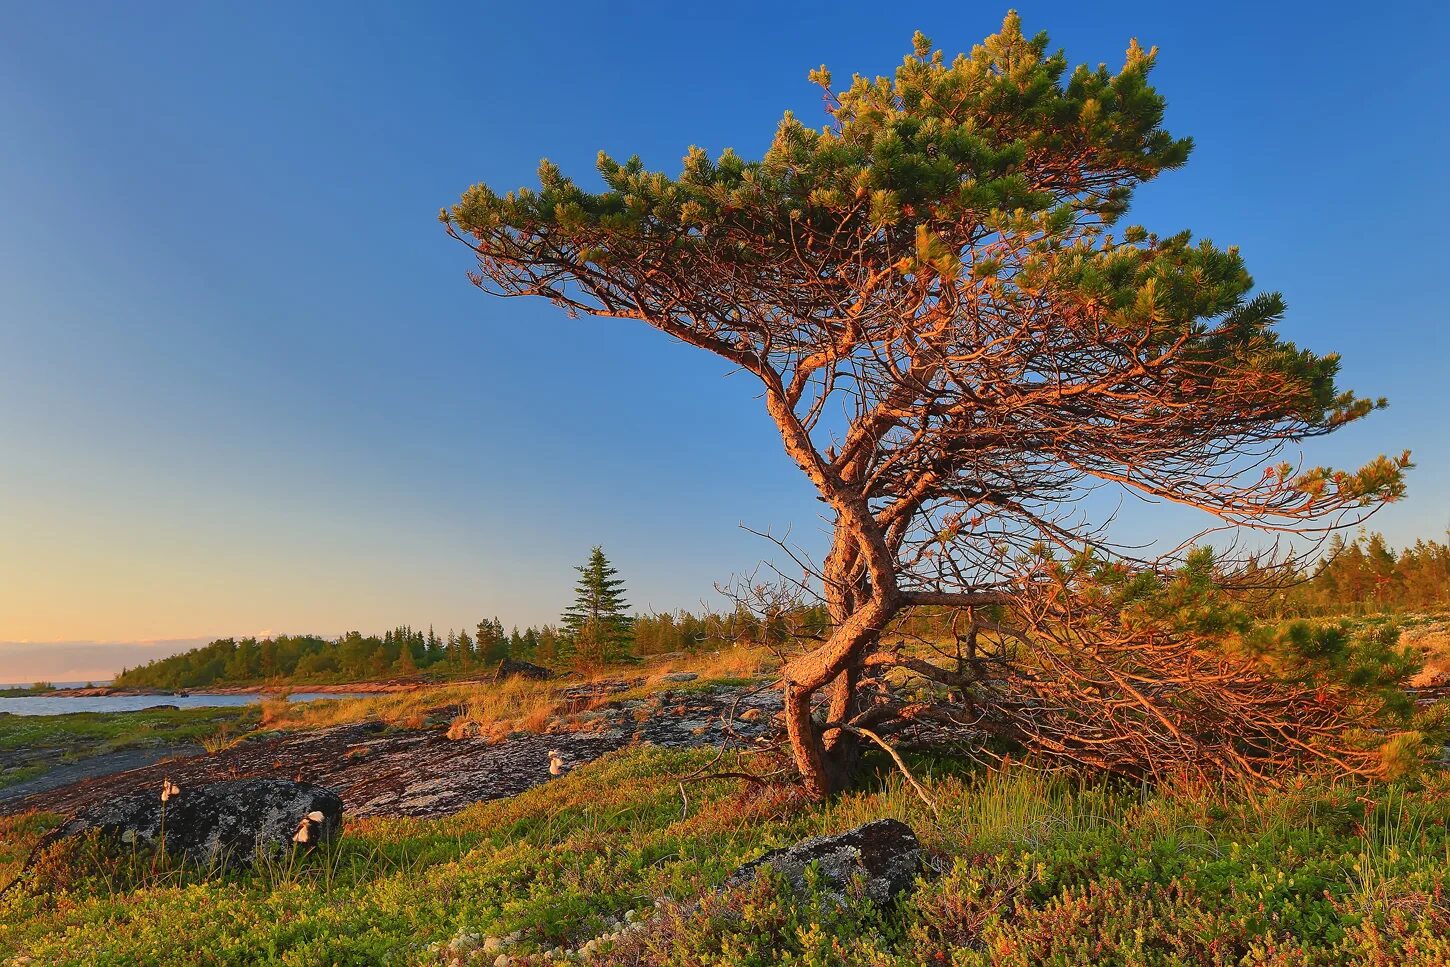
[{"x1": 781, "y1": 520, "x2": 898, "y2": 797}]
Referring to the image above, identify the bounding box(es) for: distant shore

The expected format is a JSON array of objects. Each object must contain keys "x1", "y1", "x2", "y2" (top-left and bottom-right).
[{"x1": 44, "y1": 679, "x2": 434, "y2": 699}]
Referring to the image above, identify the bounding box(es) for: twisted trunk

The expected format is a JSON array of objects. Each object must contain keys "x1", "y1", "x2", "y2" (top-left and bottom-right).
[{"x1": 781, "y1": 520, "x2": 898, "y2": 798}]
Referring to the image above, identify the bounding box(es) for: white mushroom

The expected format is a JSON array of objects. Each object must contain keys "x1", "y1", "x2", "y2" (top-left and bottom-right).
[{"x1": 293, "y1": 809, "x2": 328, "y2": 843}]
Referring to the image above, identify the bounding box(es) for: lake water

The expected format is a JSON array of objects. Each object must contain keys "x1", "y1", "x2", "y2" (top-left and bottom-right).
[{"x1": 0, "y1": 692, "x2": 370, "y2": 717}]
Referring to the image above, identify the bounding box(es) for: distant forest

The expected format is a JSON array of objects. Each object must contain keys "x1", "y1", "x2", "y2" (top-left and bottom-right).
[
  {"x1": 111, "y1": 608, "x2": 831, "y2": 690},
  {"x1": 1274, "y1": 530, "x2": 1450, "y2": 616},
  {"x1": 113, "y1": 530, "x2": 1448, "y2": 690}
]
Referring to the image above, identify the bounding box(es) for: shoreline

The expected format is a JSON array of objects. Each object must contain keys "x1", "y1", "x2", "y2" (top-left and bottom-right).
[{"x1": 41, "y1": 678, "x2": 448, "y2": 699}]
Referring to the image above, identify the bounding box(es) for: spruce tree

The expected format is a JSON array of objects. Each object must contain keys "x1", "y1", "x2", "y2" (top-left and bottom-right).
[
  {"x1": 394, "y1": 642, "x2": 418, "y2": 675},
  {"x1": 477, "y1": 617, "x2": 509, "y2": 664},
  {"x1": 561, "y1": 546, "x2": 633, "y2": 666},
  {"x1": 476, "y1": 619, "x2": 494, "y2": 663},
  {"x1": 536, "y1": 626, "x2": 559, "y2": 663},
  {"x1": 457, "y1": 629, "x2": 474, "y2": 670}
]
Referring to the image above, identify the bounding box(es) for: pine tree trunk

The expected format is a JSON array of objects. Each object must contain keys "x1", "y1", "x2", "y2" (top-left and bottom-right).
[
  {"x1": 781, "y1": 530, "x2": 895, "y2": 798},
  {"x1": 782, "y1": 622, "x2": 883, "y2": 798}
]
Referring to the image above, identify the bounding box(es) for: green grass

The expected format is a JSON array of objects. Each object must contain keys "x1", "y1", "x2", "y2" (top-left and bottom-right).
[
  {"x1": 0, "y1": 765, "x2": 48, "y2": 790},
  {"x1": 0, "y1": 705, "x2": 255, "y2": 759},
  {"x1": 1, "y1": 636, "x2": 1445, "y2": 965},
  {"x1": 2, "y1": 743, "x2": 1449, "y2": 965},
  {"x1": 0, "y1": 684, "x2": 56, "y2": 699}
]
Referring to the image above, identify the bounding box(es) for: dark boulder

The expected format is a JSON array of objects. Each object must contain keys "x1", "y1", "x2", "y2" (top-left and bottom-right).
[
  {"x1": 47, "y1": 777, "x2": 342, "y2": 868},
  {"x1": 494, "y1": 659, "x2": 555, "y2": 682},
  {"x1": 725, "y1": 819, "x2": 924, "y2": 906}
]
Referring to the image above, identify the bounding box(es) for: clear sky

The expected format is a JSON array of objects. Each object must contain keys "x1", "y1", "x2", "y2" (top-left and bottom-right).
[{"x1": 1, "y1": 1, "x2": 1445, "y2": 681}]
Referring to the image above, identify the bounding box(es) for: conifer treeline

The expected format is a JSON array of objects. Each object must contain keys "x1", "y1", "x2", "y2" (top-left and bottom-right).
[
  {"x1": 110, "y1": 531, "x2": 1446, "y2": 689},
  {"x1": 1278, "y1": 530, "x2": 1450, "y2": 615},
  {"x1": 110, "y1": 606, "x2": 819, "y2": 690}
]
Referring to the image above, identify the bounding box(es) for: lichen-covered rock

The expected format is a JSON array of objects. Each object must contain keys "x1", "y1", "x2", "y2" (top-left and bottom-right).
[
  {"x1": 48, "y1": 777, "x2": 342, "y2": 867},
  {"x1": 560, "y1": 678, "x2": 640, "y2": 702},
  {"x1": 493, "y1": 659, "x2": 555, "y2": 681},
  {"x1": 4, "y1": 684, "x2": 782, "y2": 821},
  {"x1": 725, "y1": 819, "x2": 923, "y2": 906}
]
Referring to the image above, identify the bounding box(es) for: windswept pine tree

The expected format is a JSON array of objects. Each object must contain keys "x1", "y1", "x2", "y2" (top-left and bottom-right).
[
  {"x1": 561, "y1": 546, "x2": 634, "y2": 667},
  {"x1": 447, "y1": 15, "x2": 1409, "y2": 795}
]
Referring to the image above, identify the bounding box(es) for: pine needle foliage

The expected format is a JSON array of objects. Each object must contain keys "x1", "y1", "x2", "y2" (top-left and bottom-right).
[{"x1": 561, "y1": 546, "x2": 634, "y2": 667}]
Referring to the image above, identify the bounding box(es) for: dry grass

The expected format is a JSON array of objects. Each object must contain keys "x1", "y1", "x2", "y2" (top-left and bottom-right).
[
  {"x1": 613, "y1": 646, "x2": 779, "y2": 703},
  {"x1": 198, "y1": 726, "x2": 241, "y2": 755},
  {"x1": 649, "y1": 645, "x2": 777, "y2": 681},
  {"x1": 258, "y1": 682, "x2": 487, "y2": 732},
  {"x1": 249, "y1": 648, "x2": 779, "y2": 743},
  {"x1": 1405, "y1": 620, "x2": 1450, "y2": 687},
  {"x1": 258, "y1": 694, "x2": 294, "y2": 728},
  {"x1": 446, "y1": 676, "x2": 562, "y2": 742},
  {"x1": 448, "y1": 648, "x2": 778, "y2": 741}
]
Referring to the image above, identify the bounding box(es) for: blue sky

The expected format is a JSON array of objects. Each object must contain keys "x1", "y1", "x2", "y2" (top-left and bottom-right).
[{"x1": 1, "y1": 1, "x2": 1445, "y2": 679}]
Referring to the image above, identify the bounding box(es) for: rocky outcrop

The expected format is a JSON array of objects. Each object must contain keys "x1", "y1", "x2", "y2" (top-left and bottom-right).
[
  {"x1": 560, "y1": 678, "x2": 641, "y2": 704},
  {"x1": 0, "y1": 746, "x2": 204, "y2": 805},
  {"x1": 45, "y1": 778, "x2": 342, "y2": 868},
  {"x1": 2, "y1": 683, "x2": 782, "y2": 820},
  {"x1": 725, "y1": 819, "x2": 924, "y2": 906},
  {"x1": 493, "y1": 659, "x2": 555, "y2": 681},
  {"x1": 47, "y1": 686, "x2": 180, "y2": 698}
]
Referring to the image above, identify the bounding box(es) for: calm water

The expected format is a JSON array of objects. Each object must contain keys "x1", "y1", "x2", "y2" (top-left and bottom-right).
[{"x1": 0, "y1": 692, "x2": 369, "y2": 717}]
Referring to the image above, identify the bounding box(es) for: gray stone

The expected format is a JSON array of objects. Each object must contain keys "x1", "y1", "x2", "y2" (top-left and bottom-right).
[
  {"x1": 560, "y1": 679, "x2": 639, "y2": 702},
  {"x1": 660, "y1": 672, "x2": 699, "y2": 683},
  {"x1": 725, "y1": 819, "x2": 923, "y2": 906},
  {"x1": 5, "y1": 683, "x2": 780, "y2": 822},
  {"x1": 47, "y1": 777, "x2": 343, "y2": 868},
  {"x1": 493, "y1": 659, "x2": 555, "y2": 682}
]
